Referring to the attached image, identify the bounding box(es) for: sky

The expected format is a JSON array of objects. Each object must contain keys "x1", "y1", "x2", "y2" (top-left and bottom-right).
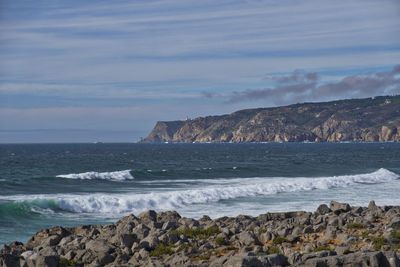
[{"x1": 0, "y1": 0, "x2": 399, "y2": 143}]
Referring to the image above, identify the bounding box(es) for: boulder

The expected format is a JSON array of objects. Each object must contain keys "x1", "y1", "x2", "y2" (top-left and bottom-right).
[
  {"x1": 316, "y1": 203, "x2": 331, "y2": 215},
  {"x1": 35, "y1": 254, "x2": 59, "y2": 267},
  {"x1": 264, "y1": 254, "x2": 289, "y2": 266},
  {"x1": 133, "y1": 224, "x2": 150, "y2": 240},
  {"x1": 302, "y1": 251, "x2": 396, "y2": 267},
  {"x1": 238, "y1": 231, "x2": 259, "y2": 246},
  {"x1": 330, "y1": 201, "x2": 351, "y2": 213},
  {"x1": 139, "y1": 210, "x2": 158, "y2": 223},
  {"x1": 0, "y1": 254, "x2": 20, "y2": 267},
  {"x1": 120, "y1": 233, "x2": 137, "y2": 248},
  {"x1": 390, "y1": 218, "x2": 400, "y2": 229},
  {"x1": 157, "y1": 211, "x2": 181, "y2": 223},
  {"x1": 223, "y1": 255, "x2": 267, "y2": 267},
  {"x1": 85, "y1": 239, "x2": 113, "y2": 254}
]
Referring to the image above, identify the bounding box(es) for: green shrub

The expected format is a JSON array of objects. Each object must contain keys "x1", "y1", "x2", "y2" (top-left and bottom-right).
[
  {"x1": 258, "y1": 228, "x2": 268, "y2": 234},
  {"x1": 198, "y1": 253, "x2": 211, "y2": 261},
  {"x1": 170, "y1": 226, "x2": 220, "y2": 239},
  {"x1": 391, "y1": 230, "x2": 400, "y2": 240},
  {"x1": 372, "y1": 236, "x2": 386, "y2": 250},
  {"x1": 59, "y1": 258, "x2": 78, "y2": 267},
  {"x1": 360, "y1": 231, "x2": 370, "y2": 239},
  {"x1": 176, "y1": 243, "x2": 190, "y2": 252},
  {"x1": 314, "y1": 246, "x2": 332, "y2": 252},
  {"x1": 272, "y1": 236, "x2": 288, "y2": 245},
  {"x1": 347, "y1": 223, "x2": 364, "y2": 229},
  {"x1": 150, "y1": 244, "x2": 175, "y2": 257},
  {"x1": 215, "y1": 237, "x2": 227, "y2": 246},
  {"x1": 267, "y1": 246, "x2": 280, "y2": 254}
]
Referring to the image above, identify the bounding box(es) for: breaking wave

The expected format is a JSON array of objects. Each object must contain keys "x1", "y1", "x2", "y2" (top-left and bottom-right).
[
  {"x1": 1, "y1": 168, "x2": 398, "y2": 216},
  {"x1": 56, "y1": 170, "x2": 134, "y2": 181}
]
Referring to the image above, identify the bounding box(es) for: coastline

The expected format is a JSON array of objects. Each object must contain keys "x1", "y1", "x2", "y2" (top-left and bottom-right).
[{"x1": 1, "y1": 201, "x2": 400, "y2": 267}]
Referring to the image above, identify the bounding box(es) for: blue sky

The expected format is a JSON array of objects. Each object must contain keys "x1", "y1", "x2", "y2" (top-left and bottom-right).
[{"x1": 0, "y1": 0, "x2": 399, "y2": 142}]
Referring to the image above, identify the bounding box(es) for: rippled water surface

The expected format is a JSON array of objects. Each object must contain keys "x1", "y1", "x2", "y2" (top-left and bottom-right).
[{"x1": 1, "y1": 143, "x2": 399, "y2": 244}]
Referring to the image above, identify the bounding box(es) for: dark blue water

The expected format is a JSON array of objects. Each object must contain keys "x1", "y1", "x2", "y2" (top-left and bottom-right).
[{"x1": 1, "y1": 143, "x2": 399, "y2": 244}]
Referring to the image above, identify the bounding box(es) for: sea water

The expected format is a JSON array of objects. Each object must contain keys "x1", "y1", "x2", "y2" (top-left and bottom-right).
[{"x1": 0, "y1": 143, "x2": 399, "y2": 244}]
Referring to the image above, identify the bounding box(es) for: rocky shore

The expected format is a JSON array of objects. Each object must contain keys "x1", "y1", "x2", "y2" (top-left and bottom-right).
[{"x1": 1, "y1": 201, "x2": 400, "y2": 267}]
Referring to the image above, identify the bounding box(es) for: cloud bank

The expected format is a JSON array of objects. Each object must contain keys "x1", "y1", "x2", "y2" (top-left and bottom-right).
[{"x1": 213, "y1": 65, "x2": 400, "y2": 105}]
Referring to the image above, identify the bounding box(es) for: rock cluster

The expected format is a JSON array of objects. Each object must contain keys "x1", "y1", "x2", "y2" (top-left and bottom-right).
[
  {"x1": 141, "y1": 95, "x2": 400, "y2": 143},
  {"x1": 2, "y1": 201, "x2": 400, "y2": 266}
]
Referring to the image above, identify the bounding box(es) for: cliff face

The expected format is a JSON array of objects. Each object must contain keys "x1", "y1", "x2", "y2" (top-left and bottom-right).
[{"x1": 142, "y1": 95, "x2": 400, "y2": 143}]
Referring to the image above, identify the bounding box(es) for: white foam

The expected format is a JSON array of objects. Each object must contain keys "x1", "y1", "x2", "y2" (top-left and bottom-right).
[
  {"x1": 56, "y1": 170, "x2": 134, "y2": 181},
  {"x1": 4, "y1": 168, "x2": 398, "y2": 215}
]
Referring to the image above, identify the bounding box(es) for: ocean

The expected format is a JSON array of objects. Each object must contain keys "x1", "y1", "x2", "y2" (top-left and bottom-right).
[{"x1": 0, "y1": 143, "x2": 399, "y2": 245}]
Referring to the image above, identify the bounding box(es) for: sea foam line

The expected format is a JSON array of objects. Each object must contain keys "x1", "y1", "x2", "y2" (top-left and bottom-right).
[
  {"x1": 3, "y1": 168, "x2": 398, "y2": 214},
  {"x1": 56, "y1": 170, "x2": 134, "y2": 181}
]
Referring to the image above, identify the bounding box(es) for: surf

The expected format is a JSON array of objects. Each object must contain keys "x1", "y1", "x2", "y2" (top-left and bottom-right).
[
  {"x1": 56, "y1": 170, "x2": 134, "y2": 181},
  {"x1": 1, "y1": 168, "x2": 398, "y2": 217}
]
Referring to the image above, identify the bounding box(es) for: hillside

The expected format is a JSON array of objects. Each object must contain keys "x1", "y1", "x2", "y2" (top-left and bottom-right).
[{"x1": 142, "y1": 95, "x2": 400, "y2": 143}]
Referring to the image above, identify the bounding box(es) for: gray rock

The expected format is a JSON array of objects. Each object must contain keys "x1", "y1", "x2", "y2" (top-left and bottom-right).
[
  {"x1": 58, "y1": 236, "x2": 74, "y2": 247},
  {"x1": 302, "y1": 251, "x2": 397, "y2": 267},
  {"x1": 223, "y1": 255, "x2": 268, "y2": 267},
  {"x1": 316, "y1": 204, "x2": 331, "y2": 215},
  {"x1": 335, "y1": 245, "x2": 350, "y2": 256},
  {"x1": 133, "y1": 224, "x2": 150, "y2": 240},
  {"x1": 287, "y1": 234, "x2": 300, "y2": 243},
  {"x1": 144, "y1": 258, "x2": 166, "y2": 267},
  {"x1": 20, "y1": 251, "x2": 34, "y2": 261},
  {"x1": 303, "y1": 225, "x2": 313, "y2": 234},
  {"x1": 179, "y1": 218, "x2": 200, "y2": 227},
  {"x1": 120, "y1": 233, "x2": 137, "y2": 248},
  {"x1": 35, "y1": 254, "x2": 59, "y2": 267},
  {"x1": 161, "y1": 221, "x2": 177, "y2": 231},
  {"x1": 128, "y1": 256, "x2": 141, "y2": 266},
  {"x1": 330, "y1": 201, "x2": 351, "y2": 213},
  {"x1": 139, "y1": 210, "x2": 158, "y2": 222},
  {"x1": 277, "y1": 227, "x2": 290, "y2": 237},
  {"x1": 199, "y1": 242, "x2": 213, "y2": 251},
  {"x1": 85, "y1": 239, "x2": 113, "y2": 254},
  {"x1": 390, "y1": 217, "x2": 400, "y2": 229},
  {"x1": 324, "y1": 226, "x2": 337, "y2": 240},
  {"x1": 63, "y1": 250, "x2": 76, "y2": 261},
  {"x1": 368, "y1": 200, "x2": 379, "y2": 210},
  {"x1": 260, "y1": 232, "x2": 272, "y2": 243},
  {"x1": 42, "y1": 235, "x2": 62, "y2": 247},
  {"x1": 0, "y1": 254, "x2": 20, "y2": 267},
  {"x1": 139, "y1": 235, "x2": 158, "y2": 250},
  {"x1": 81, "y1": 250, "x2": 96, "y2": 264},
  {"x1": 327, "y1": 216, "x2": 339, "y2": 227},
  {"x1": 287, "y1": 252, "x2": 302, "y2": 265},
  {"x1": 138, "y1": 248, "x2": 149, "y2": 259},
  {"x1": 313, "y1": 224, "x2": 325, "y2": 232},
  {"x1": 238, "y1": 231, "x2": 259, "y2": 246},
  {"x1": 97, "y1": 252, "x2": 115, "y2": 265},
  {"x1": 112, "y1": 254, "x2": 130, "y2": 266},
  {"x1": 264, "y1": 254, "x2": 289, "y2": 266},
  {"x1": 157, "y1": 211, "x2": 181, "y2": 223},
  {"x1": 384, "y1": 251, "x2": 400, "y2": 267},
  {"x1": 208, "y1": 250, "x2": 235, "y2": 266},
  {"x1": 73, "y1": 249, "x2": 86, "y2": 261},
  {"x1": 165, "y1": 253, "x2": 190, "y2": 266}
]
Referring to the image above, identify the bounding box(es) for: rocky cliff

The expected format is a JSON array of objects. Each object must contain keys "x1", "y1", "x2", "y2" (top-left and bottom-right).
[{"x1": 142, "y1": 95, "x2": 400, "y2": 143}]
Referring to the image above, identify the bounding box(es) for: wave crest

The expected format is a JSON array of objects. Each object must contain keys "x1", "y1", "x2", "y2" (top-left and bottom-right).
[
  {"x1": 56, "y1": 170, "x2": 134, "y2": 181},
  {"x1": 3, "y1": 168, "x2": 398, "y2": 215}
]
